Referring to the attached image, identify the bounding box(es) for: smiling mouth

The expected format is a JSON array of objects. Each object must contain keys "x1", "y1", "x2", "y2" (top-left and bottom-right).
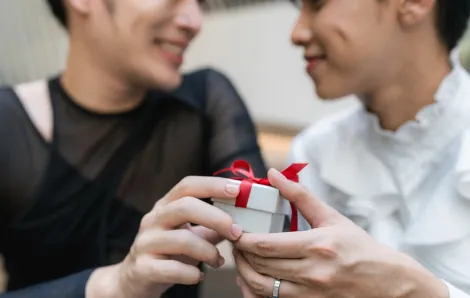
[
  {"x1": 154, "y1": 40, "x2": 187, "y2": 67},
  {"x1": 305, "y1": 55, "x2": 327, "y2": 72}
]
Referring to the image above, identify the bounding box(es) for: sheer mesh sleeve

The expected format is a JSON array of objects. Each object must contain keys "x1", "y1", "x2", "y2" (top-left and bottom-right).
[
  {"x1": 0, "y1": 88, "x2": 47, "y2": 249},
  {"x1": 0, "y1": 269, "x2": 93, "y2": 298},
  {"x1": 0, "y1": 89, "x2": 93, "y2": 298},
  {"x1": 204, "y1": 69, "x2": 267, "y2": 177}
]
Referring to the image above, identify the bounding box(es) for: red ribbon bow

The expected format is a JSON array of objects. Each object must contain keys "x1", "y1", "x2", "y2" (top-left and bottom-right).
[{"x1": 214, "y1": 160, "x2": 308, "y2": 232}]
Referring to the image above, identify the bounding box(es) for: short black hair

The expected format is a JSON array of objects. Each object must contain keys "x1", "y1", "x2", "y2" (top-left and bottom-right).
[
  {"x1": 46, "y1": 0, "x2": 67, "y2": 28},
  {"x1": 46, "y1": 0, "x2": 469, "y2": 51},
  {"x1": 436, "y1": 0, "x2": 470, "y2": 51}
]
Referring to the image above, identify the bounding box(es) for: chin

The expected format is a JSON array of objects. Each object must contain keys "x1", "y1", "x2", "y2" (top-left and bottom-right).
[
  {"x1": 314, "y1": 84, "x2": 352, "y2": 100},
  {"x1": 148, "y1": 70, "x2": 182, "y2": 91}
]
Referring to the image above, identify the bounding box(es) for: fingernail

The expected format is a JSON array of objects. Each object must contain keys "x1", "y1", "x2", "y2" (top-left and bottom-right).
[
  {"x1": 181, "y1": 223, "x2": 191, "y2": 230},
  {"x1": 218, "y1": 256, "x2": 225, "y2": 267},
  {"x1": 231, "y1": 224, "x2": 243, "y2": 239},
  {"x1": 225, "y1": 183, "x2": 240, "y2": 195},
  {"x1": 270, "y1": 168, "x2": 285, "y2": 180},
  {"x1": 200, "y1": 272, "x2": 205, "y2": 281}
]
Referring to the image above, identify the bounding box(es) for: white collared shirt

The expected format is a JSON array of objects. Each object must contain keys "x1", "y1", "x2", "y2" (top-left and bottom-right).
[{"x1": 287, "y1": 51, "x2": 470, "y2": 297}]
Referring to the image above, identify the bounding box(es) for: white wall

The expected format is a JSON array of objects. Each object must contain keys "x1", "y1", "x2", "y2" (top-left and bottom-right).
[
  {"x1": 182, "y1": 2, "x2": 359, "y2": 129},
  {"x1": 0, "y1": 0, "x2": 69, "y2": 85},
  {"x1": 0, "y1": 1, "x2": 358, "y2": 129}
]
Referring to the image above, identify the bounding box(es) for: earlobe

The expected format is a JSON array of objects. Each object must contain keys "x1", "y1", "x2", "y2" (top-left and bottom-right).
[
  {"x1": 68, "y1": 0, "x2": 91, "y2": 15},
  {"x1": 398, "y1": 0, "x2": 436, "y2": 26}
]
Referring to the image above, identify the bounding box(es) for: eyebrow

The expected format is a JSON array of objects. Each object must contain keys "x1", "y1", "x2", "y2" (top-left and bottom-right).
[{"x1": 201, "y1": 0, "x2": 297, "y2": 11}]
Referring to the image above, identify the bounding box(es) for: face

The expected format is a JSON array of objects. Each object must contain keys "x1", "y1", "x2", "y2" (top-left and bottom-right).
[
  {"x1": 291, "y1": 0, "x2": 408, "y2": 99},
  {"x1": 70, "y1": 0, "x2": 203, "y2": 91}
]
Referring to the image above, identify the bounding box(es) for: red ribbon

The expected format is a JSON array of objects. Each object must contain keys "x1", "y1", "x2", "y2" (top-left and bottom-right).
[{"x1": 214, "y1": 160, "x2": 308, "y2": 232}]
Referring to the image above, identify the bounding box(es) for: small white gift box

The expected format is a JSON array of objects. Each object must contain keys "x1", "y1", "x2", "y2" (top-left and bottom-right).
[{"x1": 211, "y1": 179, "x2": 288, "y2": 233}]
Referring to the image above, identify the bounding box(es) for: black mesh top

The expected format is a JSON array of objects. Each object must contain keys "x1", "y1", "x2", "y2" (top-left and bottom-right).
[{"x1": 0, "y1": 68, "x2": 267, "y2": 297}]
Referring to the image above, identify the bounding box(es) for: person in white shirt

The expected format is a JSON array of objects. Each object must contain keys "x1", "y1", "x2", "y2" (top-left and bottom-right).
[{"x1": 232, "y1": 0, "x2": 470, "y2": 297}]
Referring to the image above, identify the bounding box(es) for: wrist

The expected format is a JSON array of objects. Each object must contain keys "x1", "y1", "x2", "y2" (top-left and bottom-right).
[
  {"x1": 86, "y1": 263, "x2": 124, "y2": 298},
  {"x1": 392, "y1": 253, "x2": 449, "y2": 298}
]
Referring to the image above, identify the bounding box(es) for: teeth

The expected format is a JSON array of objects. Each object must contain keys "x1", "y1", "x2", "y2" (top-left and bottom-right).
[{"x1": 161, "y1": 43, "x2": 183, "y2": 55}]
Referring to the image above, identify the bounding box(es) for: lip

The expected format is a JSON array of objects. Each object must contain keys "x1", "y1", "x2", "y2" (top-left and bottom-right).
[
  {"x1": 156, "y1": 38, "x2": 189, "y2": 67},
  {"x1": 305, "y1": 55, "x2": 326, "y2": 73},
  {"x1": 160, "y1": 38, "x2": 189, "y2": 48},
  {"x1": 160, "y1": 50, "x2": 184, "y2": 66}
]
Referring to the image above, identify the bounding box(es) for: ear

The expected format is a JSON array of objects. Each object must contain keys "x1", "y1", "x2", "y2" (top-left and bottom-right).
[
  {"x1": 67, "y1": 0, "x2": 92, "y2": 16},
  {"x1": 397, "y1": 0, "x2": 436, "y2": 26}
]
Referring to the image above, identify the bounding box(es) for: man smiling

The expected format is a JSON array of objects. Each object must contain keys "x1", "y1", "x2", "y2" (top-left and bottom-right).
[{"x1": 0, "y1": 0, "x2": 266, "y2": 297}]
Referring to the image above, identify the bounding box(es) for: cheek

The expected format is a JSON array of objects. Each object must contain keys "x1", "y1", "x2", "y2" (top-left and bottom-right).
[
  {"x1": 115, "y1": 1, "x2": 173, "y2": 41},
  {"x1": 324, "y1": 24, "x2": 371, "y2": 65},
  {"x1": 312, "y1": 29, "x2": 378, "y2": 97},
  {"x1": 322, "y1": 23, "x2": 389, "y2": 87}
]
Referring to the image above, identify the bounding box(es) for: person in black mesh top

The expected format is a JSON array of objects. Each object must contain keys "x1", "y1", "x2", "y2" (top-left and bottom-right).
[{"x1": 0, "y1": 0, "x2": 266, "y2": 297}]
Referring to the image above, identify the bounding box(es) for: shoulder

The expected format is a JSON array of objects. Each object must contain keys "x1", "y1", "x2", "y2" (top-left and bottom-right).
[
  {"x1": 181, "y1": 67, "x2": 232, "y2": 83},
  {"x1": 0, "y1": 84, "x2": 16, "y2": 102},
  {"x1": 178, "y1": 67, "x2": 234, "y2": 94},
  {"x1": 0, "y1": 84, "x2": 22, "y2": 117},
  {"x1": 167, "y1": 67, "x2": 240, "y2": 113},
  {"x1": 291, "y1": 104, "x2": 364, "y2": 160},
  {"x1": 181, "y1": 67, "x2": 241, "y2": 100},
  {"x1": 174, "y1": 67, "x2": 248, "y2": 117}
]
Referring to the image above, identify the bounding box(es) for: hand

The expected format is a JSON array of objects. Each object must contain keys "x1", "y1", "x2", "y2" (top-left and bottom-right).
[
  {"x1": 233, "y1": 169, "x2": 450, "y2": 298},
  {"x1": 236, "y1": 276, "x2": 261, "y2": 298},
  {"x1": 86, "y1": 176, "x2": 243, "y2": 298}
]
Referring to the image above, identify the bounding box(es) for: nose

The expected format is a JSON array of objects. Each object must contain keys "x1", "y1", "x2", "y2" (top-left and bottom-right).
[
  {"x1": 176, "y1": 0, "x2": 203, "y2": 37},
  {"x1": 291, "y1": 10, "x2": 313, "y2": 47}
]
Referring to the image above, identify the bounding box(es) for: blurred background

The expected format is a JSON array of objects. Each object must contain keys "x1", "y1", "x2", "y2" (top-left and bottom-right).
[{"x1": 1, "y1": 0, "x2": 470, "y2": 296}]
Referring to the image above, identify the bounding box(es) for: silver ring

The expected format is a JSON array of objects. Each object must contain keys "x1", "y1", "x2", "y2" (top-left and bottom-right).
[{"x1": 272, "y1": 278, "x2": 281, "y2": 298}]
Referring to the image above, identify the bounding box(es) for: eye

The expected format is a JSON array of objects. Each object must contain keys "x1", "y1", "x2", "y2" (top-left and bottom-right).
[
  {"x1": 291, "y1": 0, "x2": 324, "y2": 11},
  {"x1": 309, "y1": 0, "x2": 325, "y2": 11}
]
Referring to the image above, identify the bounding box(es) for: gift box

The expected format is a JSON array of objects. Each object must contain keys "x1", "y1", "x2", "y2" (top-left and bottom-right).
[
  {"x1": 211, "y1": 180, "x2": 287, "y2": 233},
  {"x1": 212, "y1": 160, "x2": 308, "y2": 234}
]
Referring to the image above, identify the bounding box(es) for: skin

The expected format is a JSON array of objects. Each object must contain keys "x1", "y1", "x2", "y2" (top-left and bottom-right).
[
  {"x1": 292, "y1": 0, "x2": 450, "y2": 131},
  {"x1": 61, "y1": 0, "x2": 203, "y2": 114},
  {"x1": 233, "y1": 169, "x2": 449, "y2": 298},
  {"x1": 233, "y1": 0, "x2": 455, "y2": 297},
  {"x1": 58, "y1": 1, "x2": 246, "y2": 297},
  {"x1": 86, "y1": 176, "x2": 244, "y2": 298},
  {"x1": 63, "y1": 0, "x2": 454, "y2": 297}
]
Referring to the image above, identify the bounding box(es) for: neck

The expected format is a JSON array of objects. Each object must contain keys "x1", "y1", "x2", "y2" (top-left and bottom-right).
[
  {"x1": 362, "y1": 43, "x2": 451, "y2": 131},
  {"x1": 61, "y1": 39, "x2": 147, "y2": 114}
]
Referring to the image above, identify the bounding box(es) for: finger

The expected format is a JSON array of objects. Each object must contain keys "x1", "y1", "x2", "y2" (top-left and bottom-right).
[
  {"x1": 237, "y1": 276, "x2": 263, "y2": 298},
  {"x1": 268, "y1": 168, "x2": 343, "y2": 227},
  {"x1": 233, "y1": 249, "x2": 300, "y2": 298},
  {"x1": 243, "y1": 252, "x2": 305, "y2": 284},
  {"x1": 190, "y1": 225, "x2": 225, "y2": 245},
  {"x1": 159, "y1": 176, "x2": 240, "y2": 205},
  {"x1": 138, "y1": 255, "x2": 204, "y2": 285},
  {"x1": 134, "y1": 229, "x2": 224, "y2": 269},
  {"x1": 153, "y1": 197, "x2": 243, "y2": 241},
  {"x1": 235, "y1": 231, "x2": 310, "y2": 258}
]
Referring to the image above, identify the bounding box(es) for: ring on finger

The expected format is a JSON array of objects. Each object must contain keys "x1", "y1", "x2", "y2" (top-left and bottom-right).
[{"x1": 271, "y1": 278, "x2": 281, "y2": 298}]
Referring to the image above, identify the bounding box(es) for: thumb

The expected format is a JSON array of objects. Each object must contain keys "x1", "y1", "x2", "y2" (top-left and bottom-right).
[{"x1": 268, "y1": 168, "x2": 344, "y2": 227}]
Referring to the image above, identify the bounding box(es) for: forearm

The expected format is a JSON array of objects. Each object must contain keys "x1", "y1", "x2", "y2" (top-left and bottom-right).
[
  {"x1": 407, "y1": 275, "x2": 470, "y2": 298},
  {"x1": 0, "y1": 269, "x2": 93, "y2": 298},
  {"x1": 396, "y1": 253, "x2": 452, "y2": 298},
  {"x1": 85, "y1": 264, "x2": 122, "y2": 298},
  {"x1": 86, "y1": 262, "x2": 175, "y2": 298}
]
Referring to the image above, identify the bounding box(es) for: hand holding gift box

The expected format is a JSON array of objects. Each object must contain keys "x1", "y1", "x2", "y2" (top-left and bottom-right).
[{"x1": 211, "y1": 160, "x2": 308, "y2": 233}]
